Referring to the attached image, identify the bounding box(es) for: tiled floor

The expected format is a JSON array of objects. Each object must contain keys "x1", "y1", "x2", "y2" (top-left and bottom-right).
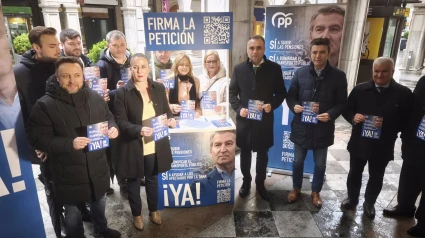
[{"x1": 33, "y1": 116, "x2": 422, "y2": 238}]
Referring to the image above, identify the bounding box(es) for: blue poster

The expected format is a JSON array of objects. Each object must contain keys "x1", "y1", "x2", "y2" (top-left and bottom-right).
[
  {"x1": 158, "y1": 130, "x2": 236, "y2": 209},
  {"x1": 143, "y1": 12, "x2": 233, "y2": 51},
  {"x1": 265, "y1": 5, "x2": 347, "y2": 174},
  {"x1": 152, "y1": 113, "x2": 169, "y2": 141},
  {"x1": 0, "y1": 8, "x2": 45, "y2": 237},
  {"x1": 361, "y1": 115, "x2": 383, "y2": 139},
  {"x1": 87, "y1": 121, "x2": 110, "y2": 151},
  {"x1": 210, "y1": 119, "x2": 232, "y2": 128},
  {"x1": 416, "y1": 115, "x2": 425, "y2": 141}
]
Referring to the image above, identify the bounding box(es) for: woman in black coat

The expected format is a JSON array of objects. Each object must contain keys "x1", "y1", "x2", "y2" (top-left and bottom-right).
[{"x1": 114, "y1": 53, "x2": 175, "y2": 230}]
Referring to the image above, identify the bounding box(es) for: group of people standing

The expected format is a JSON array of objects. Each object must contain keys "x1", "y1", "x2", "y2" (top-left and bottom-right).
[
  {"x1": 229, "y1": 35, "x2": 424, "y2": 237},
  {"x1": 2, "y1": 18, "x2": 424, "y2": 238},
  {"x1": 9, "y1": 24, "x2": 231, "y2": 238}
]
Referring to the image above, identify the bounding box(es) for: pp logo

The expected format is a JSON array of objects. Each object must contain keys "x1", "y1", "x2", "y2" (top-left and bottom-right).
[{"x1": 271, "y1": 12, "x2": 294, "y2": 28}]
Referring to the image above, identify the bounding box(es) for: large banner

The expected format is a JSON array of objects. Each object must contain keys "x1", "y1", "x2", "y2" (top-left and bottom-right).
[
  {"x1": 0, "y1": 6, "x2": 46, "y2": 238},
  {"x1": 158, "y1": 130, "x2": 236, "y2": 209},
  {"x1": 143, "y1": 12, "x2": 233, "y2": 51},
  {"x1": 265, "y1": 5, "x2": 346, "y2": 174}
]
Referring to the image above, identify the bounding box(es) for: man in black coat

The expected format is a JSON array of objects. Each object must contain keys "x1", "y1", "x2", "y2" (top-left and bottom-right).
[
  {"x1": 229, "y1": 35, "x2": 287, "y2": 200},
  {"x1": 97, "y1": 30, "x2": 131, "y2": 193},
  {"x1": 383, "y1": 75, "x2": 425, "y2": 237},
  {"x1": 27, "y1": 56, "x2": 121, "y2": 238},
  {"x1": 286, "y1": 38, "x2": 348, "y2": 208},
  {"x1": 341, "y1": 57, "x2": 413, "y2": 219}
]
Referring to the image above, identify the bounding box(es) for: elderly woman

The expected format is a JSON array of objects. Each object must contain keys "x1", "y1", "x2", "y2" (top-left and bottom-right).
[
  {"x1": 168, "y1": 53, "x2": 201, "y2": 117},
  {"x1": 198, "y1": 50, "x2": 229, "y2": 116},
  {"x1": 114, "y1": 53, "x2": 176, "y2": 231}
]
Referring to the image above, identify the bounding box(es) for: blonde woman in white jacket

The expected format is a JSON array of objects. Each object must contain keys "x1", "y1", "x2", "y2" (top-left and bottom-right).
[{"x1": 198, "y1": 50, "x2": 229, "y2": 117}]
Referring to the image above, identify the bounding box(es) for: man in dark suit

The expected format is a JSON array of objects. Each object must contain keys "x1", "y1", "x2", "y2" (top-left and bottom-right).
[
  {"x1": 383, "y1": 75, "x2": 425, "y2": 237},
  {"x1": 341, "y1": 57, "x2": 413, "y2": 219},
  {"x1": 192, "y1": 130, "x2": 236, "y2": 205},
  {"x1": 229, "y1": 35, "x2": 287, "y2": 200}
]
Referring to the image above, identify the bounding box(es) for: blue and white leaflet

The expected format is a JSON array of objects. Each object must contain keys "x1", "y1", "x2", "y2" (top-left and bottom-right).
[
  {"x1": 120, "y1": 68, "x2": 131, "y2": 85},
  {"x1": 202, "y1": 91, "x2": 217, "y2": 110},
  {"x1": 84, "y1": 66, "x2": 106, "y2": 96},
  {"x1": 87, "y1": 121, "x2": 110, "y2": 151},
  {"x1": 158, "y1": 69, "x2": 175, "y2": 89},
  {"x1": 416, "y1": 115, "x2": 425, "y2": 141},
  {"x1": 361, "y1": 115, "x2": 383, "y2": 139},
  {"x1": 301, "y1": 101, "x2": 319, "y2": 124},
  {"x1": 180, "y1": 100, "x2": 195, "y2": 119},
  {"x1": 152, "y1": 113, "x2": 169, "y2": 141},
  {"x1": 247, "y1": 99, "x2": 264, "y2": 121}
]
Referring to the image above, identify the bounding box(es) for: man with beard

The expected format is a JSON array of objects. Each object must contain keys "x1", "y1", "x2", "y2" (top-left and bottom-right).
[
  {"x1": 60, "y1": 29, "x2": 110, "y2": 103},
  {"x1": 27, "y1": 56, "x2": 121, "y2": 238}
]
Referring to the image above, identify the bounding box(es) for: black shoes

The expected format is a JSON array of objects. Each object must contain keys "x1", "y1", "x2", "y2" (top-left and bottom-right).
[
  {"x1": 256, "y1": 185, "x2": 269, "y2": 201},
  {"x1": 340, "y1": 198, "x2": 358, "y2": 210},
  {"x1": 363, "y1": 202, "x2": 376, "y2": 218},
  {"x1": 239, "y1": 182, "x2": 251, "y2": 197},
  {"x1": 407, "y1": 224, "x2": 425, "y2": 237},
  {"x1": 383, "y1": 205, "x2": 416, "y2": 218}
]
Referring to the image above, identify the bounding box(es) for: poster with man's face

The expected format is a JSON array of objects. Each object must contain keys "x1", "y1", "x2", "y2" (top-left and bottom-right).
[
  {"x1": 265, "y1": 4, "x2": 346, "y2": 80},
  {"x1": 0, "y1": 5, "x2": 46, "y2": 237}
]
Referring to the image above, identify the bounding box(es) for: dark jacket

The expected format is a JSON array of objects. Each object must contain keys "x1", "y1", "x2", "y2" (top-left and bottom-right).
[
  {"x1": 14, "y1": 50, "x2": 56, "y2": 128},
  {"x1": 60, "y1": 50, "x2": 94, "y2": 67},
  {"x1": 343, "y1": 79, "x2": 413, "y2": 161},
  {"x1": 97, "y1": 48, "x2": 131, "y2": 91},
  {"x1": 401, "y1": 75, "x2": 425, "y2": 167},
  {"x1": 27, "y1": 75, "x2": 117, "y2": 204},
  {"x1": 286, "y1": 62, "x2": 348, "y2": 149},
  {"x1": 229, "y1": 56, "x2": 287, "y2": 151},
  {"x1": 114, "y1": 79, "x2": 173, "y2": 179}
]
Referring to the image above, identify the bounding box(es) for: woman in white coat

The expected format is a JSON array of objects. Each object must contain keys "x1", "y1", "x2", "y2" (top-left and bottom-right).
[{"x1": 198, "y1": 50, "x2": 229, "y2": 117}]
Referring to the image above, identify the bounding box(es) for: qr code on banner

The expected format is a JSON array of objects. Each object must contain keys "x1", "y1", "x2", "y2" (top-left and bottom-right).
[
  {"x1": 203, "y1": 16, "x2": 231, "y2": 45},
  {"x1": 217, "y1": 188, "x2": 231, "y2": 203},
  {"x1": 282, "y1": 131, "x2": 294, "y2": 149}
]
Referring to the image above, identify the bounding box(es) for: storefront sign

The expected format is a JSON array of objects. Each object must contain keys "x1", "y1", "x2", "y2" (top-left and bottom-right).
[{"x1": 143, "y1": 12, "x2": 233, "y2": 51}]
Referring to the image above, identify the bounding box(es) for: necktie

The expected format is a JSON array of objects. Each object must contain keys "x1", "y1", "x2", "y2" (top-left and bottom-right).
[
  {"x1": 253, "y1": 66, "x2": 259, "y2": 73},
  {"x1": 377, "y1": 87, "x2": 385, "y2": 93}
]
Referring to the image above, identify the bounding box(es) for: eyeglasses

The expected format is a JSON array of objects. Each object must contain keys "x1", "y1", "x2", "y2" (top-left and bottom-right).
[{"x1": 206, "y1": 60, "x2": 217, "y2": 65}]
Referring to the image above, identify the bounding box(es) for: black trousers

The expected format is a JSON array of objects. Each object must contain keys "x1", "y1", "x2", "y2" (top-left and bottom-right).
[
  {"x1": 127, "y1": 153, "x2": 158, "y2": 216},
  {"x1": 240, "y1": 148, "x2": 269, "y2": 185},
  {"x1": 346, "y1": 155, "x2": 389, "y2": 204},
  {"x1": 397, "y1": 162, "x2": 425, "y2": 224}
]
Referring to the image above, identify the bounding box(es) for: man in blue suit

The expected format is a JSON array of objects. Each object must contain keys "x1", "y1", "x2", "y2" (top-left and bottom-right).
[{"x1": 192, "y1": 130, "x2": 236, "y2": 205}]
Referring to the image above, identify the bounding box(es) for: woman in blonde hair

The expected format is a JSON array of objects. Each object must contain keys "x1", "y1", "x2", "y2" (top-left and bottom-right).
[
  {"x1": 198, "y1": 50, "x2": 229, "y2": 116},
  {"x1": 168, "y1": 53, "x2": 201, "y2": 117}
]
